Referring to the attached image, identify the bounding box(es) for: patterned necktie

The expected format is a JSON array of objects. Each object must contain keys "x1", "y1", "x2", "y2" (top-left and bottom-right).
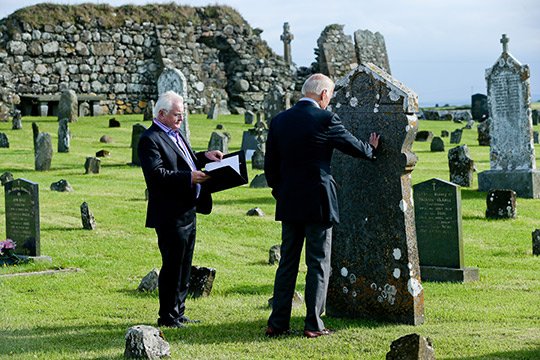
[{"x1": 169, "y1": 130, "x2": 197, "y2": 171}]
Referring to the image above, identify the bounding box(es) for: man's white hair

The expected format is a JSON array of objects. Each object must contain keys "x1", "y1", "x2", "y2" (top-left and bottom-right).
[
  {"x1": 301, "y1": 73, "x2": 335, "y2": 96},
  {"x1": 154, "y1": 90, "x2": 183, "y2": 116}
]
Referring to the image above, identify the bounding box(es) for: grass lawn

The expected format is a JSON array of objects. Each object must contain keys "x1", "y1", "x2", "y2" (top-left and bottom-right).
[{"x1": 0, "y1": 113, "x2": 539, "y2": 359}]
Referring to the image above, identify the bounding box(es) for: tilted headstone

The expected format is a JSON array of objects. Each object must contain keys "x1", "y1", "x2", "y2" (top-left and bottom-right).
[
  {"x1": 450, "y1": 129, "x2": 462, "y2": 144},
  {"x1": 0, "y1": 132, "x2": 9, "y2": 148},
  {"x1": 188, "y1": 266, "x2": 216, "y2": 298},
  {"x1": 57, "y1": 89, "x2": 78, "y2": 123},
  {"x1": 415, "y1": 131, "x2": 433, "y2": 142},
  {"x1": 430, "y1": 137, "x2": 444, "y2": 152},
  {"x1": 4, "y1": 179, "x2": 40, "y2": 256},
  {"x1": 208, "y1": 131, "x2": 228, "y2": 154},
  {"x1": 130, "y1": 124, "x2": 147, "y2": 166},
  {"x1": 441, "y1": 130, "x2": 449, "y2": 138},
  {"x1": 448, "y1": 145, "x2": 475, "y2": 187},
  {"x1": 58, "y1": 118, "x2": 70, "y2": 153},
  {"x1": 478, "y1": 34, "x2": 540, "y2": 198},
  {"x1": 207, "y1": 102, "x2": 219, "y2": 120},
  {"x1": 263, "y1": 85, "x2": 290, "y2": 124},
  {"x1": 486, "y1": 189, "x2": 517, "y2": 219},
  {"x1": 386, "y1": 333, "x2": 435, "y2": 360},
  {"x1": 532, "y1": 109, "x2": 539, "y2": 126},
  {"x1": 143, "y1": 100, "x2": 154, "y2": 121},
  {"x1": 108, "y1": 118, "x2": 120, "y2": 128},
  {"x1": 35, "y1": 133, "x2": 52, "y2": 171},
  {"x1": 157, "y1": 66, "x2": 190, "y2": 143},
  {"x1": 269, "y1": 244, "x2": 281, "y2": 265},
  {"x1": 137, "y1": 268, "x2": 159, "y2": 292},
  {"x1": 327, "y1": 64, "x2": 424, "y2": 325},
  {"x1": 12, "y1": 110, "x2": 22, "y2": 130},
  {"x1": 50, "y1": 179, "x2": 73, "y2": 192},
  {"x1": 413, "y1": 178, "x2": 479, "y2": 282},
  {"x1": 477, "y1": 119, "x2": 491, "y2": 146},
  {"x1": 1, "y1": 171, "x2": 14, "y2": 186},
  {"x1": 354, "y1": 29, "x2": 392, "y2": 75},
  {"x1": 244, "y1": 110, "x2": 255, "y2": 125},
  {"x1": 532, "y1": 229, "x2": 540, "y2": 256},
  {"x1": 32, "y1": 122, "x2": 39, "y2": 150},
  {"x1": 84, "y1": 157, "x2": 101, "y2": 174},
  {"x1": 124, "y1": 325, "x2": 170, "y2": 360},
  {"x1": 471, "y1": 93, "x2": 488, "y2": 120},
  {"x1": 81, "y1": 201, "x2": 96, "y2": 229}
]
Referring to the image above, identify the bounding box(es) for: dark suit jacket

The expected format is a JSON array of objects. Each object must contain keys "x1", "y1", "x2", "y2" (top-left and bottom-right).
[
  {"x1": 138, "y1": 122, "x2": 212, "y2": 228},
  {"x1": 264, "y1": 100, "x2": 376, "y2": 224}
]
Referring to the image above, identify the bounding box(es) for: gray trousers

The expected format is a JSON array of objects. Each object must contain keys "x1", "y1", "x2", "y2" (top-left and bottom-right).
[{"x1": 268, "y1": 221, "x2": 333, "y2": 331}]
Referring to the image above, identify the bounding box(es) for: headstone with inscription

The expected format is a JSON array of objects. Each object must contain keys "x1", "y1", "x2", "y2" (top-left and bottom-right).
[
  {"x1": 326, "y1": 64, "x2": 424, "y2": 325},
  {"x1": 448, "y1": 145, "x2": 475, "y2": 187},
  {"x1": 35, "y1": 133, "x2": 52, "y2": 171},
  {"x1": 478, "y1": 35, "x2": 540, "y2": 198},
  {"x1": 130, "y1": 124, "x2": 147, "y2": 166},
  {"x1": 413, "y1": 178, "x2": 479, "y2": 282},
  {"x1": 58, "y1": 89, "x2": 78, "y2": 123},
  {"x1": 0, "y1": 132, "x2": 9, "y2": 148},
  {"x1": 157, "y1": 67, "x2": 190, "y2": 143},
  {"x1": 58, "y1": 118, "x2": 70, "y2": 153},
  {"x1": 12, "y1": 110, "x2": 22, "y2": 130}
]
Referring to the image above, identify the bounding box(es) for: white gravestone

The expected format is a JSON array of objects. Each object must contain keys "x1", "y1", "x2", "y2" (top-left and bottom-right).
[{"x1": 157, "y1": 67, "x2": 190, "y2": 143}]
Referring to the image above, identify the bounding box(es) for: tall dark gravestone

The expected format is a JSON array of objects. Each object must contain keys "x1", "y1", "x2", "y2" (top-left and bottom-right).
[
  {"x1": 4, "y1": 179, "x2": 40, "y2": 256},
  {"x1": 471, "y1": 93, "x2": 488, "y2": 120},
  {"x1": 327, "y1": 64, "x2": 424, "y2": 325},
  {"x1": 413, "y1": 178, "x2": 479, "y2": 282},
  {"x1": 130, "y1": 124, "x2": 147, "y2": 166}
]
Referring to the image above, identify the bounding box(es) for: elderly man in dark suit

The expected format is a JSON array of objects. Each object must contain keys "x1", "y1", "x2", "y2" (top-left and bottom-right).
[
  {"x1": 265, "y1": 73, "x2": 380, "y2": 338},
  {"x1": 138, "y1": 90, "x2": 222, "y2": 328}
]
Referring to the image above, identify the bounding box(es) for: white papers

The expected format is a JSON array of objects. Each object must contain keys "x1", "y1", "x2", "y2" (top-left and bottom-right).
[{"x1": 205, "y1": 155, "x2": 241, "y2": 175}]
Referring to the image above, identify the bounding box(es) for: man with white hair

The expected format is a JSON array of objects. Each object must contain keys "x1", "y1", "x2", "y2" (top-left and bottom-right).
[
  {"x1": 138, "y1": 90, "x2": 222, "y2": 328},
  {"x1": 265, "y1": 73, "x2": 380, "y2": 338}
]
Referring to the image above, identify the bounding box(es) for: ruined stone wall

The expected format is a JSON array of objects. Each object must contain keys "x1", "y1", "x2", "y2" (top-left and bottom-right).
[
  {"x1": 0, "y1": 5, "x2": 295, "y2": 116},
  {"x1": 354, "y1": 29, "x2": 391, "y2": 75}
]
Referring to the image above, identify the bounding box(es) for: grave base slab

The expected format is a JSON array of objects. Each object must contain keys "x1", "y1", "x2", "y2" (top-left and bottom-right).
[
  {"x1": 420, "y1": 266, "x2": 479, "y2": 283},
  {"x1": 478, "y1": 169, "x2": 540, "y2": 199}
]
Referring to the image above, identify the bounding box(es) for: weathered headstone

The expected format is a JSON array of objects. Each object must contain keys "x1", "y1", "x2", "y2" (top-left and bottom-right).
[
  {"x1": 386, "y1": 333, "x2": 435, "y2": 360},
  {"x1": 413, "y1": 178, "x2": 479, "y2": 282},
  {"x1": 32, "y1": 122, "x2": 39, "y2": 150},
  {"x1": 534, "y1": 131, "x2": 539, "y2": 144},
  {"x1": 263, "y1": 85, "x2": 290, "y2": 124},
  {"x1": 58, "y1": 118, "x2": 70, "y2": 153},
  {"x1": 478, "y1": 34, "x2": 540, "y2": 198},
  {"x1": 79, "y1": 101, "x2": 90, "y2": 117},
  {"x1": 188, "y1": 266, "x2": 216, "y2": 298},
  {"x1": 532, "y1": 229, "x2": 540, "y2": 256},
  {"x1": 157, "y1": 66, "x2": 190, "y2": 142},
  {"x1": 84, "y1": 157, "x2": 101, "y2": 174},
  {"x1": 249, "y1": 173, "x2": 268, "y2": 188},
  {"x1": 1, "y1": 171, "x2": 14, "y2": 186},
  {"x1": 464, "y1": 120, "x2": 475, "y2": 129},
  {"x1": 430, "y1": 137, "x2": 444, "y2": 152},
  {"x1": 143, "y1": 100, "x2": 154, "y2": 121},
  {"x1": 280, "y1": 22, "x2": 294, "y2": 65},
  {"x1": 96, "y1": 150, "x2": 111, "y2": 158},
  {"x1": 486, "y1": 189, "x2": 517, "y2": 219},
  {"x1": 0, "y1": 132, "x2": 9, "y2": 148},
  {"x1": 208, "y1": 131, "x2": 228, "y2": 154},
  {"x1": 327, "y1": 64, "x2": 424, "y2": 325},
  {"x1": 81, "y1": 201, "x2": 96, "y2": 229},
  {"x1": 244, "y1": 110, "x2": 255, "y2": 125},
  {"x1": 269, "y1": 244, "x2": 281, "y2": 265},
  {"x1": 57, "y1": 89, "x2": 78, "y2": 123},
  {"x1": 35, "y1": 133, "x2": 52, "y2": 171},
  {"x1": 532, "y1": 109, "x2": 539, "y2": 126},
  {"x1": 440, "y1": 130, "x2": 449, "y2": 138},
  {"x1": 50, "y1": 179, "x2": 73, "y2": 192},
  {"x1": 450, "y1": 129, "x2": 462, "y2": 144},
  {"x1": 415, "y1": 131, "x2": 433, "y2": 142},
  {"x1": 207, "y1": 102, "x2": 219, "y2": 120},
  {"x1": 471, "y1": 93, "x2": 488, "y2": 120},
  {"x1": 138, "y1": 268, "x2": 160, "y2": 292},
  {"x1": 12, "y1": 110, "x2": 22, "y2": 130},
  {"x1": 124, "y1": 325, "x2": 170, "y2": 359},
  {"x1": 100, "y1": 135, "x2": 114, "y2": 143},
  {"x1": 109, "y1": 118, "x2": 120, "y2": 128},
  {"x1": 4, "y1": 179, "x2": 40, "y2": 256},
  {"x1": 477, "y1": 119, "x2": 491, "y2": 146},
  {"x1": 448, "y1": 145, "x2": 474, "y2": 187},
  {"x1": 131, "y1": 124, "x2": 147, "y2": 166}
]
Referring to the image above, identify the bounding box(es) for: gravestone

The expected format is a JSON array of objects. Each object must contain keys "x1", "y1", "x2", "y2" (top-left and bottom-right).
[
  {"x1": 50, "y1": 179, "x2": 73, "y2": 192},
  {"x1": 532, "y1": 229, "x2": 540, "y2": 256},
  {"x1": 1, "y1": 171, "x2": 14, "y2": 186},
  {"x1": 478, "y1": 35, "x2": 540, "y2": 198},
  {"x1": 280, "y1": 22, "x2": 294, "y2": 65},
  {"x1": 57, "y1": 89, "x2": 78, "y2": 123},
  {"x1": 477, "y1": 119, "x2": 491, "y2": 146},
  {"x1": 188, "y1": 266, "x2": 216, "y2": 298},
  {"x1": 96, "y1": 150, "x2": 111, "y2": 158},
  {"x1": 448, "y1": 145, "x2": 475, "y2": 187},
  {"x1": 32, "y1": 122, "x2": 39, "y2": 150},
  {"x1": 430, "y1": 137, "x2": 444, "y2": 152},
  {"x1": 4, "y1": 179, "x2": 40, "y2": 256},
  {"x1": 0, "y1": 132, "x2": 9, "y2": 148},
  {"x1": 35, "y1": 133, "x2": 52, "y2": 171},
  {"x1": 246, "y1": 208, "x2": 264, "y2": 216},
  {"x1": 244, "y1": 110, "x2": 255, "y2": 125},
  {"x1": 249, "y1": 173, "x2": 268, "y2": 188},
  {"x1": 84, "y1": 157, "x2": 101, "y2": 174},
  {"x1": 450, "y1": 129, "x2": 462, "y2": 144},
  {"x1": 124, "y1": 325, "x2": 170, "y2": 360},
  {"x1": 100, "y1": 135, "x2": 114, "y2": 143},
  {"x1": 109, "y1": 118, "x2": 120, "y2": 128},
  {"x1": 251, "y1": 117, "x2": 267, "y2": 170},
  {"x1": 441, "y1": 130, "x2": 449, "y2": 138},
  {"x1": 130, "y1": 124, "x2": 147, "y2": 166},
  {"x1": 79, "y1": 101, "x2": 90, "y2": 117},
  {"x1": 486, "y1": 189, "x2": 517, "y2": 219},
  {"x1": 413, "y1": 178, "x2": 479, "y2": 282},
  {"x1": 534, "y1": 131, "x2": 539, "y2": 144},
  {"x1": 471, "y1": 93, "x2": 489, "y2": 120},
  {"x1": 386, "y1": 333, "x2": 435, "y2": 360},
  {"x1": 157, "y1": 66, "x2": 190, "y2": 142},
  {"x1": 465, "y1": 120, "x2": 475, "y2": 129},
  {"x1": 269, "y1": 244, "x2": 281, "y2": 265},
  {"x1": 263, "y1": 85, "x2": 290, "y2": 124},
  {"x1": 207, "y1": 102, "x2": 219, "y2": 120},
  {"x1": 12, "y1": 110, "x2": 22, "y2": 130},
  {"x1": 208, "y1": 132, "x2": 228, "y2": 154},
  {"x1": 58, "y1": 118, "x2": 70, "y2": 153},
  {"x1": 327, "y1": 64, "x2": 424, "y2": 325},
  {"x1": 532, "y1": 109, "x2": 539, "y2": 126},
  {"x1": 415, "y1": 131, "x2": 433, "y2": 142},
  {"x1": 143, "y1": 100, "x2": 154, "y2": 121},
  {"x1": 39, "y1": 104, "x2": 48, "y2": 117},
  {"x1": 138, "y1": 268, "x2": 159, "y2": 292},
  {"x1": 81, "y1": 201, "x2": 96, "y2": 229}
]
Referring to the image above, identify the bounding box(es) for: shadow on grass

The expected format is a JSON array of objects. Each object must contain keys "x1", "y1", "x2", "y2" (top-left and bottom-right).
[
  {"x1": 223, "y1": 283, "x2": 274, "y2": 296},
  {"x1": 445, "y1": 348, "x2": 540, "y2": 360},
  {"x1": 213, "y1": 196, "x2": 274, "y2": 206}
]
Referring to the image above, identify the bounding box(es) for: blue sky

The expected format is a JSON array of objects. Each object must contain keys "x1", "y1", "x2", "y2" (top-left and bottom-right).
[{"x1": 1, "y1": 0, "x2": 539, "y2": 106}]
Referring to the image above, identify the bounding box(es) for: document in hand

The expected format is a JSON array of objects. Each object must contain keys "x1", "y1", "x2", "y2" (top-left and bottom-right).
[{"x1": 203, "y1": 150, "x2": 249, "y2": 193}]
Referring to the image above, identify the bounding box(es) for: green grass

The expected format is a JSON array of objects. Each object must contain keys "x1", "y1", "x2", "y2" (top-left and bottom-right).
[{"x1": 0, "y1": 114, "x2": 539, "y2": 359}]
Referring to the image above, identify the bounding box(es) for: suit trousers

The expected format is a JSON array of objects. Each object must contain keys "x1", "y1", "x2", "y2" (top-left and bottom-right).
[
  {"x1": 268, "y1": 221, "x2": 333, "y2": 331},
  {"x1": 155, "y1": 219, "x2": 196, "y2": 322}
]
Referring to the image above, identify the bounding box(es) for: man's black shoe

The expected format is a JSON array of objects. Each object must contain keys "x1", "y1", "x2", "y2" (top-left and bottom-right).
[
  {"x1": 265, "y1": 326, "x2": 298, "y2": 338},
  {"x1": 178, "y1": 316, "x2": 202, "y2": 324},
  {"x1": 157, "y1": 319, "x2": 188, "y2": 328}
]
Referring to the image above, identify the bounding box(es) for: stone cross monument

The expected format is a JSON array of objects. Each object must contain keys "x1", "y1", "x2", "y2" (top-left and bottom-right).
[
  {"x1": 326, "y1": 64, "x2": 424, "y2": 325},
  {"x1": 280, "y1": 22, "x2": 294, "y2": 65},
  {"x1": 478, "y1": 34, "x2": 539, "y2": 198}
]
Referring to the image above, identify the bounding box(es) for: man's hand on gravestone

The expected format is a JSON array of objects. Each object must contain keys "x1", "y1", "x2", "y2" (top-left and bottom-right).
[
  {"x1": 192, "y1": 171, "x2": 210, "y2": 184},
  {"x1": 369, "y1": 133, "x2": 380, "y2": 149}
]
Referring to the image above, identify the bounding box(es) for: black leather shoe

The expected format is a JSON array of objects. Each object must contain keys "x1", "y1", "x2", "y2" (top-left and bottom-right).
[
  {"x1": 303, "y1": 328, "x2": 335, "y2": 338},
  {"x1": 157, "y1": 319, "x2": 188, "y2": 328},
  {"x1": 178, "y1": 316, "x2": 202, "y2": 324},
  {"x1": 265, "y1": 326, "x2": 298, "y2": 338}
]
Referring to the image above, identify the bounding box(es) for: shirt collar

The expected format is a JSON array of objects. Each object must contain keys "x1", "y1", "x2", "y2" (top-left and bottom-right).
[
  {"x1": 153, "y1": 119, "x2": 176, "y2": 134},
  {"x1": 298, "y1": 97, "x2": 320, "y2": 108}
]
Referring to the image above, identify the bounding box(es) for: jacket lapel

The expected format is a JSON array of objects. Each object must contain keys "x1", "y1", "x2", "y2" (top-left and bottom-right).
[{"x1": 155, "y1": 125, "x2": 193, "y2": 168}]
